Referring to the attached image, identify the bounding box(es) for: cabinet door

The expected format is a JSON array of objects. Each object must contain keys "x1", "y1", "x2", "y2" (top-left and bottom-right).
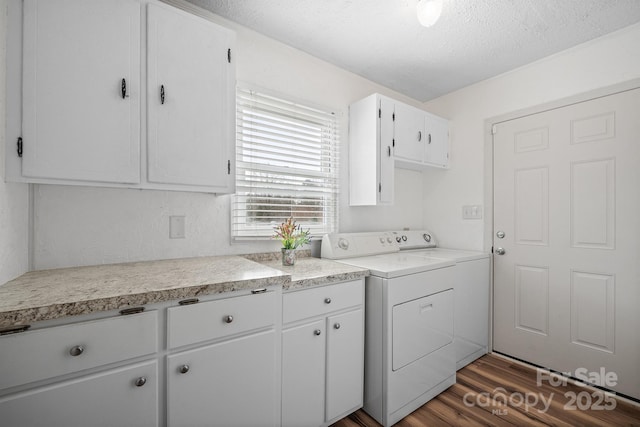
[
  {"x1": 325, "y1": 309, "x2": 364, "y2": 422},
  {"x1": 393, "y1": 103, "x2": 425, "y2": 163},
  {"x1": 0, "y1": 361, "x2": 157, "y2": 427},
  {"x1": 281, "y1": 320, "x2": 325, "y2": 427},
  {"x1": 424, "y1": 113, "x2": 449, "y2": 167},
  {"x1": 167, "y1": 330, "x2": 277, "y2": 427},
  {"x1": 147, "y1": 4, "x2": 235, "y2": 191},
  {"x1": 22, "y1": 0, "x2": 140, "y2": 184},
  {"x1": 378, "y1": 96, "x2": 395, "y2": 204}
]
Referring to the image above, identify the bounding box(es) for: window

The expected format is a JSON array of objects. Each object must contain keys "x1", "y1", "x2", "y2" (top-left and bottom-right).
[{"x1": 232, "y1": 87, "x2": 339, "y2": 239}]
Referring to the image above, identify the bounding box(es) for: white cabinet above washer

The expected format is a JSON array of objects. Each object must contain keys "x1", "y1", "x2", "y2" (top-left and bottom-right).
[{"x1": 348, "y1": 93, "x2": 449, "y2": 206}]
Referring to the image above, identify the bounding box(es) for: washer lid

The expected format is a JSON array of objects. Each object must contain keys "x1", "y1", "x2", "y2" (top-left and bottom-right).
[{"x1": 334, "y1": 253, "x2": 454, "y2": 278}]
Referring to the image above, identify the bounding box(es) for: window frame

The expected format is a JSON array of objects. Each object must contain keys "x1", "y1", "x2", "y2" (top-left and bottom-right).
[{"x1": 232, "y1": 84, "x2": 340, "y2": 241}]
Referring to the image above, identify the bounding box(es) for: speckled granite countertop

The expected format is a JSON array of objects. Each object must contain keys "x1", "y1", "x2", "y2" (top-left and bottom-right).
[
  {"x1": 0, "y1": 256, "x2": 288, "y2": 328},
  {"x1": 0, "y1": 254, "x2": 369, "y2": 328},
  {"x1": 255, "y1": 257, "x2": 369, "y2": 291}
]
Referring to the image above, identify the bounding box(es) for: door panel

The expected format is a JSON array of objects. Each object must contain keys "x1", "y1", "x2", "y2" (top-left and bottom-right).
[
  {"x1": 393, "y1": 103, "x2": 425, "y2": 161},
  {"x1": 493, "y1": 88, "x2": 640, "y2": 400},
  {"x1": 147, "y1": 3, "x2": 233, "y2": 188}
]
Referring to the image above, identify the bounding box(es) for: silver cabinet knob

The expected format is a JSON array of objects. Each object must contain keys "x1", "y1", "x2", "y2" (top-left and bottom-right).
[
  {"x1": 134, "y1": 376, "x2": 147, "y2": 387},
  {"x1": 334, "y1": 323, "x2": 341, "y2": 330},
  {"x1": 495, "y1": 247, "x2": 506, "y2": 255},
  {"x1": 314, "y1": 329, "x2": 322, "y2": 336},
  {"x1": 324, "y1": 298, "x2": 331, "y2": 304},
  {"x1": 224, "y1": 315, "x2": 233, "y2": 323},
  {"x1": 496, "y1": 230, "x2": 505, "y2": 239},
  {"x1": 179, "y1": 364, "x2": 190, "y2": 374},
  {"x1": 69, "y1": 345, "x2": 84, "y2": 357}
]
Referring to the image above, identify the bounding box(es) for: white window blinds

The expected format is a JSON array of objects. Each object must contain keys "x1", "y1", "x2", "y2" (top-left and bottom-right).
[{"x1": 232, "y1": 87, "x2": 339, "y2": 239}]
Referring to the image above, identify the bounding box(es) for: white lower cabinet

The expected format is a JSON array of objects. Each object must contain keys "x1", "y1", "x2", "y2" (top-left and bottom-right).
[
  {"x1": 281, "y1": 280, "x2": 365, "y2": 427},
  {"x1": 0, "y1": 281, "x2": 368, "y2": 427},
  {"x1": 166, "y1": 289, "x2": 280, "y2": 427},
  {"x1": 0, "y1": 311, "x2": 159, "y2": 427},
  {"x1": 282, "y1": 320, "x2": 326, "y2": 427},
  {"x1": 325, "y1": 309, "x2": 364, "y2": 421},
  {"x1": 0, "y1": 361, "x2": 158, "y2": 427},
  {"x1": 167, "y1": 330, "x2": 278, "y2": 427}
]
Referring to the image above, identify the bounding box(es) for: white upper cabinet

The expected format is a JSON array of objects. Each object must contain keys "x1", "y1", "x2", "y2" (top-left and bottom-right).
[
  {"x1": 348, "y1": 94, "x2": 394, "y2": 206},
  {"x1": 147, "y1": 4, "x2": 235, "y2": 192},
  {"x1": 8, "y1": 0, "x2": 236, "y2": 194},
  {"x1": 349, "y1": 93, "x2": 449, "y2": 205},
  {"x1": 424, "y1": 112, "x2": 449, "y2": 168},
  {"x1": 393, "y1": 102, "x2": 426, "y2": 162},
  {"x1": 21, "y1": 0, "x2": 141, "y2": 184}
]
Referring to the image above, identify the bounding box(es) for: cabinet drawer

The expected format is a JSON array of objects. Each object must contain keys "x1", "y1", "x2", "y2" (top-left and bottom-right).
[
  {"x1": 0, "y1": 311, "x2": 158, "y2": 390},
  {"x1": 283, "y1": 280, "x2": 363, "y2": 324},
  {"x1": 167, "y1": 290, "x2": 277, "y2": 349}
]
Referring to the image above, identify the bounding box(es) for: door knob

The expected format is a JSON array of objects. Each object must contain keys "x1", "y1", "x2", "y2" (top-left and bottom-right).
[{"x1": 495, "y1": 247, "x2": 506, "y2": 255}]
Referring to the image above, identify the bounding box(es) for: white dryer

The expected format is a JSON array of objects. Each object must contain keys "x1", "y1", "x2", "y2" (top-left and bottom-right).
[
  {"x1": 390, "y1": 230, "x2": 491, "y2": 370},
  {"x1": 322, "y1": 232, "x2": 456, "y2": 427}
]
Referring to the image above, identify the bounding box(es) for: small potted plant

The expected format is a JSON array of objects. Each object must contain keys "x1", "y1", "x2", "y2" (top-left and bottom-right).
[{"x1": 273, "y1": 217, "x2": 311, "y2": 266}]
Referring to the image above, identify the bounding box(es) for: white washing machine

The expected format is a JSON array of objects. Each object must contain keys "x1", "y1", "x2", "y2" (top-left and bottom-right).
[
  {"x1": 321, "y1": 232, "x2": 456, "y2": 427},
  {"x1": 389, "y1": 230, "x2": 491, "y2": 370}
]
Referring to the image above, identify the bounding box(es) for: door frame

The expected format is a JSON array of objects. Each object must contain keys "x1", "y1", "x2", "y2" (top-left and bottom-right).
[{"x1": 482, "y1": 78, "x2": 640, "y2": 352}]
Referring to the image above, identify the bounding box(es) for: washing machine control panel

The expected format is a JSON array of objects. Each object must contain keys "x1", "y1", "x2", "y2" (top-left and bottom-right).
[
  {"x1": 321, "y1": 232, "x2": 399, "y2": 259},
  {"x1": 389, "y1": 230, "x2": 437, "y2": 250}
]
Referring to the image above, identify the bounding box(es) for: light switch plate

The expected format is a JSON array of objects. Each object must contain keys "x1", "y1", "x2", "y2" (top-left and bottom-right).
[
  {"x1": 169, "y1": 215, "x2": 186, "y2": 239},
  {"x1": 462, "y1": 205, "x2": 483, "y2": 220}
]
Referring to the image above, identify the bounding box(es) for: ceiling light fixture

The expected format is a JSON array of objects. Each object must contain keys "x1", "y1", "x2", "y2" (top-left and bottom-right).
[{"x1": 416, "y1": 0, "x2": 443, "y2": 27}]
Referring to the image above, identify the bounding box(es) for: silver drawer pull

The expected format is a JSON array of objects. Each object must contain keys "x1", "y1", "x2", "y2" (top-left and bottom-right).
[
  {"x1": 179, "y1": 364, "x2": 190, "y2": 374},
  {"x1": 314, "y1": 329, "x2": 322, "y2": 336},
  {"x1": 224, "y1": 315, "x2": 234, "y2": 324},
  {"x1": 69, "y1": 345, "x2": 84, "y2": 357},
  {"x1": 334, "y1": 323, "x2": 341, "y2": 330},
  {"x1": 134, "y1": 376, "x2": 147, "y2": 387},
  {"x1": 324, "y1": 298, "x2": 332, "y2": 304}
]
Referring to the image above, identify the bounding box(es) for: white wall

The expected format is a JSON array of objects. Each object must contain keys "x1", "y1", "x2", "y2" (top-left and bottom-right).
[
  {"x1": 422, "y1": 23, "x2": 640, "y2": 250},
  {"x1": 30, "y1": 1, "x2": 426, "y2": 270},
  {"x1": 0, "y1": 0, "x2": 30, "y2": 284}
]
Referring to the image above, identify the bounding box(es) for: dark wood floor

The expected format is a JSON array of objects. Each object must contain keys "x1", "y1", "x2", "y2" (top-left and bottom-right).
[{"x1": 331, "y1": 354, "x2": 640, "y2": 427}]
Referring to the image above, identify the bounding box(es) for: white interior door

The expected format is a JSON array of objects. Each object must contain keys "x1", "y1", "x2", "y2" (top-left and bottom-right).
[{"x1": 493, "y1": 88, "x2": 640, "y2": 400}]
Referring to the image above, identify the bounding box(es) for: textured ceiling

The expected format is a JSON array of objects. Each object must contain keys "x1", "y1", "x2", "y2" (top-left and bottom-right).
[{"x1": 186, "y1": 0, "x2": 640, "y2": 102}]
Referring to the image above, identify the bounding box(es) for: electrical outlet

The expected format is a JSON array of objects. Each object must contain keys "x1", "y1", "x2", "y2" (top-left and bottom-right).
[
  {"x1": 462, "y1": 205, "x2": 483, "y2": 220},
  {"x1": 169, "y1": 216, "x2": 186, "y2": 239}
]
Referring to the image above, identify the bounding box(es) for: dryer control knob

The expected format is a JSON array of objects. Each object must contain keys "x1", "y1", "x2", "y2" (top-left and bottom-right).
[
  {"x1": 423, "y1": 233, "x2": 432, "y2": 243},
  {"x1": 402, "y1": 235, "x2": 407, "y2": 241}
]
